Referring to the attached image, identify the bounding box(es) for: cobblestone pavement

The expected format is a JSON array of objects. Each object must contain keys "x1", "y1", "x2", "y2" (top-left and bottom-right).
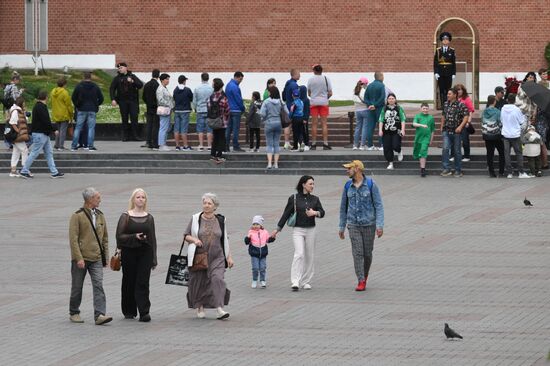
[{"x1": 1, "y1": 174, "x2": 549, "y2": 366}]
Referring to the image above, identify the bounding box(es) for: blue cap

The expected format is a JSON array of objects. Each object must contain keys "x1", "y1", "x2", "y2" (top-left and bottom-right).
[{"x1": 292, "y1": 89, "x2": 300, "y2": 97}]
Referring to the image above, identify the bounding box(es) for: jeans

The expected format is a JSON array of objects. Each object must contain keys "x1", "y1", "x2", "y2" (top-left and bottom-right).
[
  {"x1": 226, "y1": 112, "x2": 242, "y2": 149},
  {"x1": 503, "y1": 137, "x2": 525, "y2": 174},
  {"x1": 441, "y1": 131, "x2": 462, "y2": 172},
  {"x1": 195, "y1": 112, "x2": 212, "y2": 134},
  {"x1": 348, "y1": 224, "x2": 375, "y2": 281},
  {"x1": 484, "y1": 139, "x2": 505, "y2": 175},
  {"x1": 72, "y1": 111, "x2": 96, "y2": 149},
  {"x1": 353, "y1": 109, "x2": 369, "y2": 147},
  {"x1": 121, "y1": 245, "x2": 153, "y2": 317},
  {"x1": 158, "y1": 114, "x2": 171, "y2": 146},
  {"x1": 69, "y1": 260, "x2": 106, "y2": 319},
  {"x1": 366, "y1": 108, "x2": 383, "y2": 147},
  {"x1": 173, "y1": 111, "x2": 191, "y2": 134},
  {"x1": 54, "y1": 121, "x2": 68, "y2": 149},
  {"x1": 145, "y1": 111, "x2": 159, "y2": 148},
  {"x1": 265, "y1": 122, "x2": 282, "y2": 154},
  {"x1": 461, "y1": 128, "x2": 471, "y2": 159},
  {"x1": 21, "y1": 133, "x2": 58, "y2": 175},
  {"x1": 251, "y1": 256, "x2": 267, "y2": 281}
]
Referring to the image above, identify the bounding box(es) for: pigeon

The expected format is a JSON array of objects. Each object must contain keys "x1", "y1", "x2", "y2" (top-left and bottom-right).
[
  {"x1": 444, "y1": 323, "x2": 463, "y2": 340},
  {"x1": 523, "y1": 197, "x2": 533, "y2": 207}
]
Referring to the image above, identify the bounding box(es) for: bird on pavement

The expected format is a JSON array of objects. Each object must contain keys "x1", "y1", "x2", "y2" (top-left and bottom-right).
[
  {"x1": 523, "y1": 197, "x2": 533, "y2": 207},
  {"x1": 444, "y1": 323, "x2": 463, "y2": 340}
]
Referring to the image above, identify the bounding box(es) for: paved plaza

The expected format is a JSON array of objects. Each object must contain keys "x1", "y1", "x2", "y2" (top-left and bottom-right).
[{"x1": 1, "y1": 173, "x2": 549, "y2": 365}]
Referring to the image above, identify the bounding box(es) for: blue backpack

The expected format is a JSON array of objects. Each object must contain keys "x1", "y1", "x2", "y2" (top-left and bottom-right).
[{"x1": 344, "y1": 177, "x2": 374, "y2": 213}]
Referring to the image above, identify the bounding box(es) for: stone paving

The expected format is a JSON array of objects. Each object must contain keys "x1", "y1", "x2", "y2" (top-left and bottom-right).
[{"x1": 0, "y1": 173, "x2": 549, "y2": 365}]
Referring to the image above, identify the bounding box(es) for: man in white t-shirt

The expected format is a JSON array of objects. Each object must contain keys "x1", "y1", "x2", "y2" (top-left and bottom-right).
[{"x1": 307, "y1": 64, "x2": 333, "y2": 150}]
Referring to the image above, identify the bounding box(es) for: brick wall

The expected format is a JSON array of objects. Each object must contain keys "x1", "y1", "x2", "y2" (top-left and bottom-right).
[{"x1": 1, "y1": 0, "x2": 548, "y2": 72}]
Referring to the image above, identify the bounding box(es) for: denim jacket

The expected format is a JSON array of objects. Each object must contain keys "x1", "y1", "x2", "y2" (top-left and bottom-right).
[{"x1": 339, "y1": 176, "x2": 384, "y2": 231}]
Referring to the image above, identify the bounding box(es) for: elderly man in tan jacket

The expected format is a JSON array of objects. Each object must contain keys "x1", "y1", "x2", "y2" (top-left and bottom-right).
[{"x1": 69, "y1": 187, "x2": 112, "y2": 325}]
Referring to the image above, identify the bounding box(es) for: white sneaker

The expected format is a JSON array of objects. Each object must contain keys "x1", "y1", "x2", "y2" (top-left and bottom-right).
[
  {"x1": 352, "y1": 146, "x2": 358, "y2": 150},
  {"x1": 398, "y1": 151, "x2": 403, "y2": 162},
  {"x1": 273, "y1": 163, "x2": 278, "y2": 169},
  {"x1": 251, "y1": 280, "x2": 257, "y2": 289},
  {"x1": 197, "y1": 308, "x2": 205, "y2": 319},
  {"x1": 367, "y1": 146, "x2": 375, "y2": 151},
  {"x1": 260, "y1": 281, "x2": 266, "y2": 288},
  {"x1": 9, "y1": 171, "x2": 19, "y2": 177},
  {"x1": 507, "y1": 174, "x2": 513, "y2": 179},
  {"x1": 377, "y1": 146, "x2": 384, "y2": 151},
  {"x1": 387, "y1": 162, "x2": 394, "y2": 170},
  {"x1": 159, "y1": 145, "x2": 171, "y2": 151},
  {"x1": 462, "y1": 158, "x2": 470, "y2": 162},
  {"x1": 299, "y1": 143, "x2": 305, "y2": 152},
  {"x1": 283, "y1": 142, "x2": 291, "y2": 150},
  {"x1": 302, "y1": 284, "x2": 312, "y2": 290},
  {"x1": 303, "y1": 145, "x2": 310, "y2": 151},
  {"x1": 518, "y1": 172, "x2": 533, "y2": 179},
  {"x1": 197, "y1": 145, "x2": 204, "y2": 151},
  {"x1": 449, "y1": 157, "x2": 455, "y2": 162},
  {"x1": 216, "y1": 307, "x2": 230, "y2": 320},
  {"x1": 359, "y1": 145, "x2": 366, "y2": 151}
]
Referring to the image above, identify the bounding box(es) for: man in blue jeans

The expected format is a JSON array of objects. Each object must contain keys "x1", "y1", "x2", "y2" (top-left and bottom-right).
[
  {"x1": 225, "y1": 71, "x2": 245, "y2": 152},
  {"x1": 364, "y1": 72, "x2": 386, "y2": 150},
  {"x1": 71, "y1": 71, "x2": 104, "y2": 151},
  {"x1": 440, "y1": 88, "x2": 469, "y2": 177},
  {"x1": 20, "y1": 91, "x2": 64, "y2": 178}
]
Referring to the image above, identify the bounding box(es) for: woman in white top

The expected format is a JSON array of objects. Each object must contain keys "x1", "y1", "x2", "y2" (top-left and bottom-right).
[
  {"x1": 352, "y1": 77, "x2": 369, "y2": 150},
  {"x1": 7, "y1": 97, "x2": 30, "y2": 177}
]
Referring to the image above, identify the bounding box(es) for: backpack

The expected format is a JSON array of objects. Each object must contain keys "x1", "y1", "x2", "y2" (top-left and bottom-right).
[
  {"x1": 344, "y1": 177, "x2": 374, "y2": 213},
  {"x1": 2, "y1": 85, "x2": 15, "y2": 110},
  {"x1": 206, "y1": 92, "x2": 225, "y2": 129}
]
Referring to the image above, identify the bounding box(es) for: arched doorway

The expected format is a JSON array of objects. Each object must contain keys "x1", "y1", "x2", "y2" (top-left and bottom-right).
[{"x1": 434, "y1": 18, "x2": 479, "y2": 109}]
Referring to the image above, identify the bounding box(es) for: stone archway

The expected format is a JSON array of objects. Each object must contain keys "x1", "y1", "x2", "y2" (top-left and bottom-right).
[{"x1": 434, "y1": 18, "x2": 480, "y2": 109}]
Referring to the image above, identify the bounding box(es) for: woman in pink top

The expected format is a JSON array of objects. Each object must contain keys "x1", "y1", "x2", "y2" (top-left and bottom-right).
[{"x1": 455, "y1": 84, "x2": 474, "y2": 161}]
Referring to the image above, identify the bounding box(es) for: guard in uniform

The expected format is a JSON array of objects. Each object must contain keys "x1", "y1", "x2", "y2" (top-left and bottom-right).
[{"x1": 434, "y1": 32, "x2": 456, "y2": 108}]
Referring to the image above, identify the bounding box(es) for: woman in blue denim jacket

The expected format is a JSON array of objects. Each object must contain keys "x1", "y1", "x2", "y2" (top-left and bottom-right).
[{"x1": 338, "y1": 160, "x2": 384, "y2": 292}]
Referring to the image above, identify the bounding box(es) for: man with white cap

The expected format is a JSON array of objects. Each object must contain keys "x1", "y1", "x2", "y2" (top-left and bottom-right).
[{"x1": 338, "y1": 160, "x2": 384, "y2": 291}]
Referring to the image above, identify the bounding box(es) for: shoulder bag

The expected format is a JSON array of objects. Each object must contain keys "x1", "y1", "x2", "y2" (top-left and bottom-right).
[
  {"x1": 280, "y1": 101, "x2": 291, "y2": 128},
  {"x1": 286, "y1": 194, "x2": 297, "y2": 227},
  {"x1": 80, "y1": 208, "x2": 107, "y2": 266}
]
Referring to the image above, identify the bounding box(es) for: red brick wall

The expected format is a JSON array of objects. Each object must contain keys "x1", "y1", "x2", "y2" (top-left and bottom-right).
[{"x1": 1, "y1": 0, "x2": 548, "y2": 72}]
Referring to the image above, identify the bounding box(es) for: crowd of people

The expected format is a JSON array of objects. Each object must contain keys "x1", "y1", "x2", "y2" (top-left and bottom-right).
[
  {"x1": 2, "y1": 63, "x2": 549, "y2": 177},
  {"x1": 69, "y1": 165, "x2": 384, "y2": 323}
]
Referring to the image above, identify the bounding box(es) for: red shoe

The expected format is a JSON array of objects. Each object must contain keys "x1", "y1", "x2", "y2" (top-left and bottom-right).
[{"x1": 355, "y1": 279, "x2": 366, "y2": 291}]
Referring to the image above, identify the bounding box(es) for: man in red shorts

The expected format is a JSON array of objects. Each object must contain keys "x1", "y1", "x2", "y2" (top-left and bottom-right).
[{"x1": 307, "y1": 64, "x2": 333, "y2": 150}]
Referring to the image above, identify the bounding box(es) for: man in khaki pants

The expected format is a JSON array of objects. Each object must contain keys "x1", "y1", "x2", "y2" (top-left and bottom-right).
[{"x1": 69, "y1": 187, "x2": 112, "y2": 325}]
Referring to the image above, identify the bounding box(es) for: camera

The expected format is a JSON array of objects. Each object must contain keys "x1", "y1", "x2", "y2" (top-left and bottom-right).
[{"x1": 25, "y1": 111, "x2": 31, "y2": 117}]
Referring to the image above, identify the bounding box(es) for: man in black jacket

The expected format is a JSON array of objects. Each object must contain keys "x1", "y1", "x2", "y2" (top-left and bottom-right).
[
  {"x1": 19, "y1": 91, "x2": 64, "y2": 178},
  {"x1": 71, "y1": 71, "x2": 104, "y2": 151},
  {"x1": 142, "y1": 69, "x2": 160, "y2": 149},
  {"x1": 110, "y1": 62, "x2": 143, "y2": 141},
  {"x1": 434, "y1": 32, "x2": 456, "y2": 109}
]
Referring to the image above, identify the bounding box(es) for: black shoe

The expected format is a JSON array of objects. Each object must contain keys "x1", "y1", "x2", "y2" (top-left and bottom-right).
[
  {"x1": 51, "y1": 172, "x2": 65, "y2": 179},
  {"x1": 420, "y1": 168, "x2": 426, "y2": 177},
  {"x1": 140, "y1": 144, "x2": 150, "y2": 148},
  {"x1": 322, "y1": 144, "x2": 332, "y2": 150},
  {"x1": 139, "y1": 314, "x2": 151, "y2": 322},
  {"x1": 489, "y1": 171, "x2": 497, "y2": 178},
  {"x1": 19, "y1": 171, "x2": 33, "y2": 179},
  {"x1": 122, "y1": 138, "x2": 129, "y2": 142},
  {"x1": 124, "y1": 314, "x2": 136, "y2": 319},
  {"x1": 310, "y1": 144, "x2": 317, "y2": 150},
  {"x1": 233, "y1": 147, "x2": 245, "y2": 152},
  {"x1": 88, "y1": 147, "x2": 97, "y2": 151}
]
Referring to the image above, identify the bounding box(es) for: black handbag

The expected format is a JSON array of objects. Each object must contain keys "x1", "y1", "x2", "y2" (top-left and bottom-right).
[
  {"x1": 165, "y1": 241, "x2": 189, "y2": 286},
  {"x1": 466, "y1": 123, "x2": 475, "y2": 134}
]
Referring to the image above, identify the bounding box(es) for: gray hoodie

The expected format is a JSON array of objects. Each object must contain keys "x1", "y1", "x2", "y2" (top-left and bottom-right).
[{"x1": 260, "y1": 98, "x2": 289, "y2": 125}]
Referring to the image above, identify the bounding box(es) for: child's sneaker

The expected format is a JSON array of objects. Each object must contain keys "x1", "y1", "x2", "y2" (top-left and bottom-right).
[
  {"x1": 283, "y1": 142, "x2": 291, "y2": 150},
  {"x1": 251, "y1": 281, "x2": 257, "y2": 289},
  {"x1": 260, "y1": 281, "x2": 266, "y2": 288}
]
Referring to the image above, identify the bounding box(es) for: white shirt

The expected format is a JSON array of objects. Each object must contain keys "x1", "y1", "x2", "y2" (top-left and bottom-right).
[{"x1": 500, "y1": 104, "x2": 526, "y2": 139}]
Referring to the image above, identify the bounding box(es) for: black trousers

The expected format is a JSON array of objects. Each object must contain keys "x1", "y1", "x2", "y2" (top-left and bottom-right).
[
  {"x1": 484, "y1": 139, "x2": 505, "y2": 175},
  {"x1": 121, "y1": 245, "x2": 153, "y2": 317},
  {"x1": 119, "y1": 100, "x2": 140, "y2": 140},
  {"x1": 382, "y1": 133, "x2": 401, "y2": 162},
  {"x1": 145, "y1": 111, "x2": 159, "y2": 148},
  {"x1": 438, "y1": 75, "x2": 453, "y2": 107},
  {"x1": 303, "y1": 118, "x2": 310, "y2": 145},
  {"x1": 211, "y1": 128, "x2": 226, "y2": 158},
  {"x1": 291, "y1": 118, "x2": 304, "y2": 148},
  {"x1": 249, "y1": 128, "x2": 260, "y2": 149}
]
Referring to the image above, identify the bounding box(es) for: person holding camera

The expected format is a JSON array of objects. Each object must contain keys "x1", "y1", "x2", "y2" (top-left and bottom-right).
[{"x1": 115, "y1": 188, "x2": 158, "y2": 322}]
